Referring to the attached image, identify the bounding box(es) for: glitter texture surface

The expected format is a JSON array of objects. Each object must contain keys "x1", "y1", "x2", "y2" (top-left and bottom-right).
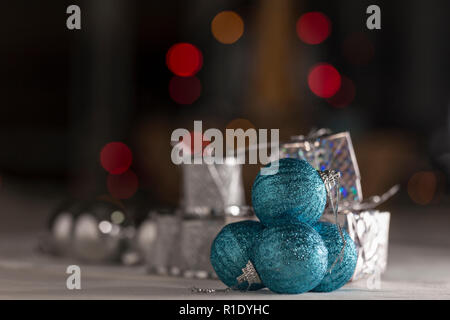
[
  {"x1": 252, "y1": 223, "x2": 328, "y2": 294},
  {"x1": 279, "y1": 131, "x2": 363, "y2": 207},
  {"x1": 210, "y1": 220, "x2": 265, "y2": 290},
  {"x1": 311, "y1": 221, "x2": 357, "y2": 292},
  {"x1": 251, "y1": 158, "x2": 327, "y2": 226}
]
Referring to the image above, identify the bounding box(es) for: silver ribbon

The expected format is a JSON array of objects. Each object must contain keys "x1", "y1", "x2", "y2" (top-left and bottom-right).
[{"x1": 340, "y1": 184, "x2": 400, "y2": 213}]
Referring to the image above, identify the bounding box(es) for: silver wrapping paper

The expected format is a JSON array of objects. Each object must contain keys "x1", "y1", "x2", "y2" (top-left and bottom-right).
[
  {"x1": 142, "y1": 214, "x2": 181, "y2": 275},
  {"x1": 181, "y1": 159, "x2": 246, "y2": 215},
  {"x1": 174, "y1": 218, "x2": 223, "y2": 278},
  {"x1": 140, "y1": 209, "x2": 256, "y2": 279},
  {"x1": 320, "y1": 210, "x2": 390, "y2": 281}
]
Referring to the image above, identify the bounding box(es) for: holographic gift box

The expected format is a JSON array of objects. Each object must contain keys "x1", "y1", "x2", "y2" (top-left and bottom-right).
[
  {"x1": 280, "y1": 129, "x2": 363, "y2": 209},
  {"x1": 280, "y1": 129, "x2": 394, "y2": 280}
]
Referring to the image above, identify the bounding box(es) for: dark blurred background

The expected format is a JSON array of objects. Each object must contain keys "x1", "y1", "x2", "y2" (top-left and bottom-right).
[{"x1": 0, "y1": 0, "x2": 449, "y2": 238}]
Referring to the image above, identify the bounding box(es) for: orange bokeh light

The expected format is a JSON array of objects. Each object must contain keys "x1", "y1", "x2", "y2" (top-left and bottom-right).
[
  {"x1": 407, "y1": 171, "x2": 437, "y2": 205},
  {"x1": 211, "y1": 11, "x2": 244, "y2": 44},
  {"x1": 225, "y1": 118, "x2": 256, "y2": 131}
]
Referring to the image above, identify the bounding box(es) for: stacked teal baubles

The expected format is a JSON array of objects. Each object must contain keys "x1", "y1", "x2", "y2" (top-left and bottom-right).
[
  {"x1": 252, "y1": 158, "x2": 327, "y2": 226},
  {"x1": 251, "y1": 223, "x2": 328, "y2": 293},
  {"x1": 210, "y1": 220, "x2": 265, "y2": 290},
  {"x1": 210, "y1": 158, "x2": 357, "y2": 294},
  {"x1": 311, "y1": 222, "x2": 357, "y2": 292}
]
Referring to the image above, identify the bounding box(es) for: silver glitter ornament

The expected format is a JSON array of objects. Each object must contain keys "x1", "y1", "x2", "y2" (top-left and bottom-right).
[{"x1": 45, "y1": 201, "x2": 87, "y2": 256}]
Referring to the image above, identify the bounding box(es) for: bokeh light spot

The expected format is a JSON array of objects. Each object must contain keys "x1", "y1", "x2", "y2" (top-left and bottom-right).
[
  {"x1": 100, "y1": 142, "x2": 132, "y2": 175},
  {"x1": 111, "y1": 210, "x2": 125, "y2": 224},
  {"x1": 166, "y1": 43, "x2": 203, "y2": 77},
  {"x1": 211, "y1": 11, "x2": 244, "y2": 44},
  {"x1": 308, "y1": 63, "x2": 341, "y2": 98},
  {"x1": 342, "y1": 32, "x2": 375, "y2": 65},
  {"x1": 327, "y1": 76, "x2": 356, "y2": 108},
  {"x1": 407, "y1": 171, "x2": 437, "y2": 205},
  {"x1": 296, "y1": 12, "x2": 331, "y2": 45},
  {"x1": 169, "y1": 76, "x2": 201, "y2": 104},
  {"x1": 98, "y1": 221, "x2": 113, "y2": 234},
  {"x1": 225, "y1": 118, "x2": 257, "y2": 151},
  {"x1": 225, "y1": 118, "x2": 256, "y2": 131},
  {"x1": 107, "y1": 170, "x2": 138, "y2": 199},
  {"x1": 180, "y1": 131, "x2": 210, "y2": 155}
]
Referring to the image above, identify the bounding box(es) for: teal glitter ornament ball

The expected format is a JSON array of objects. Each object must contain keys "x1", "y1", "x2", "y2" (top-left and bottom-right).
[
  {"x1": 252, "y1": 223, "x2": 328, "y2": 294},
  {"x1": 251, "y1": 158, "x2": 327, "y2": 226},
  {"x1": 210, "y1": 220, "x2": 265, "y2": 290},
  {"x1": 311, "y1": 222, "x2": 357, "y2": 292}
]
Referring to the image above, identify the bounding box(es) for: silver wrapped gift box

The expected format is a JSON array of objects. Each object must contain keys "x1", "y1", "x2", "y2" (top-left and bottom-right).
[
  {"x1": 140, "y1": 209, "x2": 255, "y2": 279},
  {"x1": 141, "y1": 157, "x2": 253, "y2": 278},
  {"x1": 181, "y1": 157, "x2": 246, "y2": 216},
  {"x1": 320, "y1": 210, "x2": 390, "y2": 280},
  {"x1": 280, "y1": 129, "x2": 395, "y2": 280}
]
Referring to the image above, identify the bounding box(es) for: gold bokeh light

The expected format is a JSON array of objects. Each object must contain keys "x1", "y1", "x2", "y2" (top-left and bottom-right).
[{"x1": 211, "y1": 11, "x2": 244, "y2": 44}]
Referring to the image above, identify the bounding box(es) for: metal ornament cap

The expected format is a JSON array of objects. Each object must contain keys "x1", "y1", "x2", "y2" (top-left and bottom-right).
[
  {"x1": 236, "y1": 261, "x2": 262, "y2": 288},
  {"x1": 210, "y1": 220, "x2": 265, "y2": 291},
  {"x1": 319, "y1": 169, "x2": 341, "y2": 190}
]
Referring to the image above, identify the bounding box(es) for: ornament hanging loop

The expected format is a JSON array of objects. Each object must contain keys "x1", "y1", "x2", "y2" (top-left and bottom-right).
[
  {"x1": 319, "y1": 170, "x2": 341, "y2": 190},
  {"x1": 319, "y1": 169, "x2": 346, "y2": 273}
]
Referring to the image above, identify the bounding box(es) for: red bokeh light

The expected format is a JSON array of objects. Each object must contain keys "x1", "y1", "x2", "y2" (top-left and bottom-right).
[
  {"x1": 327, "y1": 76, "x2": 356, "y2": 108},
  {"x1": 169, "y1": 76, "x2": 202, "y2": 104},
  {"x1": 181, "y1": 131, "x2": 210, "y2": 155},
  {"x1": 308, "y1": 63, "x2": 341, "y2": 98},
  {"x1": 100, "y1": 142, "x2": 133, "y2": 175},
  {"x1": 296, "y1": 12, "x2": 331, "y2": 45},
  {"x1": 166, "y1": 43, "x2": 203, "y2": 77},
  {"x1": 107, "y1": 170, "x2": 138, "y2": 199}
]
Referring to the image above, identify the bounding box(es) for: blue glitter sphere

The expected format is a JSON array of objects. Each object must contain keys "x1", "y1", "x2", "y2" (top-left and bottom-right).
[
  {"x1": 311, "y1": 222, "x2": 357, "y2": 292},
  {"x1": 251, "y1": 158, "x2": 327, "y2": 226},
  {"x1": 252, "y1": 223, "x2": 328, "y2": 294},
  {"x1": 210, "y1": 220, "x2": 265, "y2": 290}
]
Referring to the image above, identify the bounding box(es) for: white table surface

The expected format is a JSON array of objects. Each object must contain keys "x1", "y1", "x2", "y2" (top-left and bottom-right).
[
  {"x1": 0, "y1": 183, "x2": 449, "y2": 299},
  {"x1": 0, "y1": 236, "x2": 449, "y2": 300}
]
